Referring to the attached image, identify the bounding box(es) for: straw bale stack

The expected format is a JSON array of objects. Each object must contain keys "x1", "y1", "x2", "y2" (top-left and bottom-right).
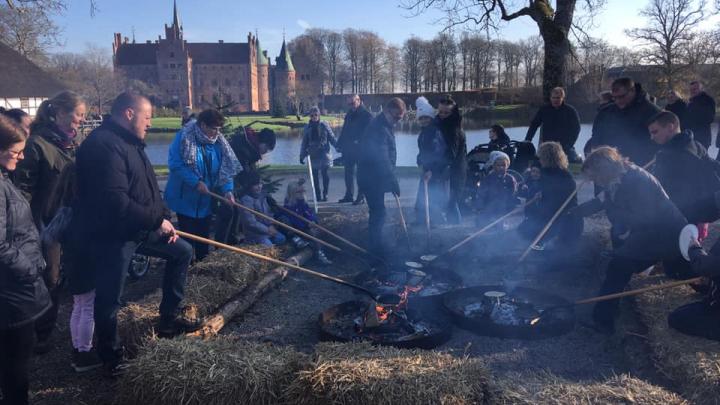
[
  {"x1": 116, "y1": 336, "x2": 307, "y2": 405},
  {"x1": 631, "y1": 276, "x2": 720, "y2": 404},
  {"x1": 285, "y1": 342, "x2": 489, "y2": 405}
]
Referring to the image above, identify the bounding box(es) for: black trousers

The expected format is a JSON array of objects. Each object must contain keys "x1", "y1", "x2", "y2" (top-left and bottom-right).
[
  {"x1": 342, "y1": 157, "x2": 361, "y2": 199},
  {"x1": 33, "y1": 286, "x2": 59, "y2": 343},
  {"x1": 593, "y1": 256, "x2": 655, "y2": 327},
  {"x1": 92, "y1": 236, "x2": 192, "y2": 365},
  {"x1": 668, "y1": 301, "x2": 720, "y2": 341},
  {"x1": 365, "y1": 188, "x2": 386, "y2": 257},
  {"x1": 176, "y1": 214, "x2": 212, "y2": 261},
  {"x1": 311, "y1": 167, "x2": 330, "y2": 199},
  {"x1": 215, "y1": 204, "x2": 240, "y2": 245},
  {"x1": 0, "y1": 323, "x2": 35, "y2": 405}
]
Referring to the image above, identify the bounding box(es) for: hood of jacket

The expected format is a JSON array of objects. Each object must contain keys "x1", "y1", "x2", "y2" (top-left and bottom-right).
[{"x1": 661, "y1": 129, "x2": 708, "y2": 160}]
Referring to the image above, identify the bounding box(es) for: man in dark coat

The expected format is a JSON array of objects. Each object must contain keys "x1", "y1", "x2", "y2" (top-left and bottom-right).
[
  {"x1": 571, "y1": 147, "x2": 687, "y2": 333},
  {"x1": 74, "y1": 93, "x2": 199, "y2": 374},
  {"x1": 436, "y1": 95, "x2": 467, "y2": 224},
  {"x1": 686, "y1": 80, "x2": 716, "y2": 150},
  {"x1": 358, "y1": 98, "x2": 405, "y2": 259},
  {"x1": 337, "y1": 94, "x2": 372, "y2": 204},
  {"x1": 588, "y1": 77, "x2": 661, "y2": 166},
  {"x1": 525, "y1": 87, "x2": 582, "y2": 162},
  {"x1": 216, "y1": 127, "x2": 277, "y2": 244}
]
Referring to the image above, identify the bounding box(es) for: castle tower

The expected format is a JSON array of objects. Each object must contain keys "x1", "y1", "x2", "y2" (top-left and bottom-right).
[
  {"x1": 256, "y1": 36, "x2": 270, "y2": 112},
  {"x1": 158, "y1": 0, "x2": 193, "y2": 108},
  {"x1": 273, "y1": 38, "x2": 296, "y2": 111}
]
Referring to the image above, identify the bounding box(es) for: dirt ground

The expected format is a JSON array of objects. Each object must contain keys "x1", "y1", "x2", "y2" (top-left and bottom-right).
[{"x1": 24, "y1": 176, "x2": 689, "y2": 403}]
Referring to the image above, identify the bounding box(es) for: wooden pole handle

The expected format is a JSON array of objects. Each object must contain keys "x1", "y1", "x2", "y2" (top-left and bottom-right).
[
  {"x1": 575, "y1": 276, "x2": 703, "y2": 305},
  {"x1": 207, "y1": 191, "x2": 340, "y2": 252},
  {"x1": 176, "y1": 230, "x2": 377, "y2": 299},
  {"x1": 423, "y1": 179, "x2": 431, "y2": 242},
  {"x1": 394, "y1": 194, "x2": 411, "y2": 247}
]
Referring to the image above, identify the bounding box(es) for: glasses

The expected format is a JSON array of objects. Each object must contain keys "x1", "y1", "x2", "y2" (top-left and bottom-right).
[
  {"x1": 7, "y1": 149, "x2": 23, "y2": 158},
  {"x1": 203, "y1": 125, "x2": 222, "y2": 134}
]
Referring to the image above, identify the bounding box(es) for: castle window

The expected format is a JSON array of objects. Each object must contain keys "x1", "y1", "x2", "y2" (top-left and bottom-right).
[
  {"x1": 239, "y1": 93, "x2": 245, "y2": 101},
  {"x1": 224, "y1": 79, "x2": 231, "y2": 86},
  {"x1": 170, "y1": 52, "x2": 175, "y2": 58},
  {"x1": 170, "y1": 63, "x2": 176, "y2": 68},
  {"x1": 171, "y1": 74, "x2": 178, "y2": 80}
]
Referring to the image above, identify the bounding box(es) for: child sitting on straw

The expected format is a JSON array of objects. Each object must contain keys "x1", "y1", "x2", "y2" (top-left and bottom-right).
[
  {"x1": 475, "y1": 151, "x2": 517, "y2": 226},
  {"x1": 277, "y1": 178, "x2": 332, "y2": 265},
  {"x1": 42, "y1": 163, "x2": 102, "y2": 372},
  {"x1": 238, "y1": 172, "x2": 286, "y2": 246}
]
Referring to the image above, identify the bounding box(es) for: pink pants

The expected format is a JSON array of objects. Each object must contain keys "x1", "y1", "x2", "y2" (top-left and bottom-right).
[
  {"x1": 70, "y1": 290, "x2": 95, "y2": 352},
  {"x1": 697, "y1": 223, "x2": 709, "y2": 242}
]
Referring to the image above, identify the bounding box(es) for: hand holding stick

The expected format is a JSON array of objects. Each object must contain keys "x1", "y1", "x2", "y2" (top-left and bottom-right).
[{"x1": 394, "y1": 193, "x2": 411, "y2": 248}]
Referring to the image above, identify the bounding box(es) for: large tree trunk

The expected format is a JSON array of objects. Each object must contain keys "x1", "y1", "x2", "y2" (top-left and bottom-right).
[{"x1": 540, "y1": 21, "x2": 570, "y2": 101}]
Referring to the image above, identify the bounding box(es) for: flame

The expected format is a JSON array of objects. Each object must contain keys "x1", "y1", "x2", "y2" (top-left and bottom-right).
[{"x1": 375, "y1": 305, "x2": 391, "y2": 322}]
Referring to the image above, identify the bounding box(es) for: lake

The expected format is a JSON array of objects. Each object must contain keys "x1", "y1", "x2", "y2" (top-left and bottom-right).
[{"x1": 145, "y1": 123, "x2": 720, "y2": 167}]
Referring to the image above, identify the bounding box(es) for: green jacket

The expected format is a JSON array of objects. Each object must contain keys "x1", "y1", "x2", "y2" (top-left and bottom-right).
[{"x1": 14, "y1": 126, "x2": 79, "y2": 225}]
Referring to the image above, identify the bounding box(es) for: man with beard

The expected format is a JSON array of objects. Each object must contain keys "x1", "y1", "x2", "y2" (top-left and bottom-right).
[
  {"x1": 436, "y1": 95, "x2": 467, "y2": 224},
  {"x1": 588, "y1": 77, "x2": 660, "y2": 166},
  {"x1": 686, "y1": 80, "x2": 716, "y2": 150},
  {"x1": 337, "y1": 94, "x2": 372, "y2": 205},
  {"x1": 357, "y1": 98, "x2": 405, "y2": 260}
]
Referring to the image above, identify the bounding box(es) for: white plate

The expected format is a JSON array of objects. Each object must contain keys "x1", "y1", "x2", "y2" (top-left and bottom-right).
[
  {"x1": 420, "y1": 255, "x2": 438, "y2": 262},
  {"x1": 679, "y1": 224, "x2": 699, "y2": 261},
  {"x1": 405, "y1": 261, "x2": 423, "y2": 269},
  {"x1": 484, "y1": 291, "x2": 506, "y2": 299}
]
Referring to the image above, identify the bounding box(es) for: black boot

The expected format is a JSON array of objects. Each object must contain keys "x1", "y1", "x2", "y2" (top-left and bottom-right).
[{"x1": 339, "y1": 195, "x2": 354, "y2": 203}]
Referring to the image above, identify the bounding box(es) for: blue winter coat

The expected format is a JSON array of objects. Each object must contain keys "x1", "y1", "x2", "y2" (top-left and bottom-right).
[{"x1": 164, "y1": 131, "x2": 233, "y2": 219}]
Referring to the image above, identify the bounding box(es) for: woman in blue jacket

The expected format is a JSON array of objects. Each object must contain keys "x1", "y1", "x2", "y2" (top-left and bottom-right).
[{"x1": 165, "y1": 109, "x2": 241, "y2": 260}]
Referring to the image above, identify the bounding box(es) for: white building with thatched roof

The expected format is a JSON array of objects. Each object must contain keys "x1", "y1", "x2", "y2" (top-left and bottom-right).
[{"x1": 0, "y1": 41, "x2": 64, "y2": 116}]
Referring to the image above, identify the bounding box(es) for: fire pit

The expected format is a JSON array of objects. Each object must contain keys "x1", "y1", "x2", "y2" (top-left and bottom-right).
[
  {"x1": 319, "y1": 299, "x2": 452, "y2": 349},
  {"x1": 443, "y1": 285, "x2": 575, "y2": 339}
]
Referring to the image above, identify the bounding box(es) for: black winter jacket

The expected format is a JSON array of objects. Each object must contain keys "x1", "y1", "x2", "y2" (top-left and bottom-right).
[
  {"x1": 574, "y1": 164, "x2": 687, "y2": 261},
  {"x1": 654, "y1": 130, "x2": 720, "y2": 223},
  {"x1": 436, "y1": 108, "x2": 467, "y2": 191},
  {"x1": 686, "y1": 92, "x2": 716, "y2": 148},
  {"x1": 0, "y1": 172, "x2": 50, "y2": 330},
  {"x1": 525, "y1": 103, "x2": 581, "y2": 149},
  {"x1": 338, "y1": 105, "x2": 372, "y2": 160},
  {"x1": 665, "y1": 99, "x2": 688, "y2": 128},
  {"x1": 358, "y1": 113, "x2": 399, "y2": 195},
  {"x1": 74, "y1": 118, "x2": 169, "y2": 241},
  {"x1": 519, "y1": 167, "x2": 582, "y2": 241},
  {"x1": 230, "y1": 130, "x2": 262, "y2": 190},
  {"x1": 589, "y1": 83, "x2": 661, "y2": 166}
]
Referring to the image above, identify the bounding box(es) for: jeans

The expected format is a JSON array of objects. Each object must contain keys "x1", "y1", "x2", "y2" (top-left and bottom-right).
[
  {"x1": 93, "y1": 235, "x2": 193, "y2": 365},
  {"x1": 0, "y1": 323, "x2": 35, "y2": 405},
  {"x1": 215, "y1": 204, "x2": 240, "y2": 245},
  {"x1": 365, "y1": 188, "x2": 386, "y2": 257},
  {"x1": 311, "y1": 167, "x2": 330, "y2": 199},
  {"x1": 343, "y1": 157, "x2": 361, "y2": 199},
  {"x1": 177, "y1": 214, "x2": 212, "y2": 261},
  {"x1": 254, "y1": 232, "x2": 286, "y2": 246}
]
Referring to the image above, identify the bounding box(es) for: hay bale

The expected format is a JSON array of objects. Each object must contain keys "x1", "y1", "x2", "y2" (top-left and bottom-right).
[
  {"x1": 491, "y1": 371, "x2": 688, "y2": 404},
  {"x1": 116, "y1": 336, "x2": 308, "y2": 405},
  {"x1": 285, "y1": 342, "x2": 489, "y2": 405},
  {"x1": 631, "y1": 276, "x2": 720, "y2": 403},
  {"x1": 117, "y1": 290, "x2": 162, "y2": 356}
]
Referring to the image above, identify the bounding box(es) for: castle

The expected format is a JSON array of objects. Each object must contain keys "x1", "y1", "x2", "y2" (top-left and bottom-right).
[{"x1": 112, "y1": 1, "x2": 295, "y2": 112}]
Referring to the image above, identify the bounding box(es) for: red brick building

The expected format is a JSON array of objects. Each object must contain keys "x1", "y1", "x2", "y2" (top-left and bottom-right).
[{"x1": 112, "y1": 1, "x2": 295, "y2": 112}]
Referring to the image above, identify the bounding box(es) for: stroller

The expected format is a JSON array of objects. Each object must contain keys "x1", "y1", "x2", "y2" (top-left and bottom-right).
[{"x1": 463, "y1": 140, "x2": 537, "y2": 209}]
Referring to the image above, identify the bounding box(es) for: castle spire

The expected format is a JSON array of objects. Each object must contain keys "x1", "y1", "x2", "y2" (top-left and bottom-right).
[
  {"x1": 276, "y1": 38, "x2": 294, "y2": 72},
  {"x1": 173, "y1": 0, "x2": 181, "y2": 29}
]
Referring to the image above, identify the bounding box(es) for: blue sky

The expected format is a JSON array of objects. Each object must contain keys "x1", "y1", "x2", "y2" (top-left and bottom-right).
[{"x1": 51, "y1": 0, "x2": 719, "y2": 57}]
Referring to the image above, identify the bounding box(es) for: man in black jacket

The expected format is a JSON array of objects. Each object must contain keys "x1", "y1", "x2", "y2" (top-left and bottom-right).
[
  {"x1": 525, "y1": 87, "x2": 582, "y2": 162},
  {"x1": 75, "y1": 93, "x2": 198, "y2": 374},
  {"x1": 337, "y1": 94, "x2": 372, "y2": 204},
  {"x1": 588, "y1": 77, "x2": 660, "y2": 166},
  {"x1": 358, "y1": 98, "x2": 405, "y2": 259},
  {"x1": 686, "y1": 80, "x2": 716, "y2": 150}
]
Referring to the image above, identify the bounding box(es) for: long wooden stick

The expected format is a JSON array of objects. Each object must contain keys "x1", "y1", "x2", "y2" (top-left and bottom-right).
[
  {"x1": 446, "y1": 194, "x2": 540, "y2": 255},
  {"x1": 574, "y1": 276, "x2": 703, "y2": 305},
  {"x1": 518, "y1": 181, "x2": 587, "y2": 262},
  {"x1": 306, "y1": 158, "x2": 319, "y2": 213},
  {"x1": 273, "y1": 203, "x2": 373, "y2": 257},
  {"x1": 176, "y1": 230, "x2": 377, "y2": 299},
  {"x1": 394, "y1": 194, "x2": 411, "y2": 247},
  {"x1": 207, "y1": 191, "x2": 340, "y2": 252},
  {"x1": 423, "y1": 178, "x2": 431, "y2": 244}
]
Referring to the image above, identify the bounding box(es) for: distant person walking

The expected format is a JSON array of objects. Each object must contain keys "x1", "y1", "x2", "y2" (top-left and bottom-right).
[
  {"x1": 525, "y1": 87, "x2": 582, "y2": 162},
  {"x1": 337, "y1": 94, "x2": 372, "y2": 205},
  {"x1": 664, "y1": 90, "x2": 687, "y2": 128},
  {"x1": 300, "y1": 106, "x2": 337, "y2": 202},
  {"x1": 686, "y1": 80, "x2": 716, "y2": 150},
  {"x1": 436, "y1": 94, "x2": 467, "y2": 224}
]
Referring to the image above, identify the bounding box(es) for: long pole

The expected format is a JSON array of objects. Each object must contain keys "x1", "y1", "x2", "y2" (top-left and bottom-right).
[
  {"x1": 306, "y1": 158, "x2": 318, "y2": 213},
  {"x1": 394, "y1": 194, "x2": 411, "y2": 247},
  {"x1": 176, "y1": 230, "x2": 378, "y2": 299},
  {"x1": 207, "y1": 191, "x2": 340, "y2": 252},
  {"x1": 423, "y1": 178, "x2": 431, "y2": 245}
]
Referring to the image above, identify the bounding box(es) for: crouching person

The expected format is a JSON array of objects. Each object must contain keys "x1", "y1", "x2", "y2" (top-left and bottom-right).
[
  {"x1": 278, "y1": 178, "x2": 332, "y2": 264},
  {"x1": 74, "y1": 93, "x2": 200, "y2": 376},
  {"x1": 238, "y1": 172, "x2": 286, "y2": 246},
  {"x1": 570, "y1": 147, "x2": 687, "y2": 333},
  {"x1": 475, "y1": 151, "x2": 517, "y2": 227}
]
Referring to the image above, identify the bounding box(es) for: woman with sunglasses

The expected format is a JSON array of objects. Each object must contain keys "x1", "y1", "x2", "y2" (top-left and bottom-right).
[{"x1": 164, "y1": 109, "x2": 241, "y2": 261}]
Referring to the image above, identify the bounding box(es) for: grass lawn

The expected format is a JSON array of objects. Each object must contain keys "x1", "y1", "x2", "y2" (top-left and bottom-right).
[{"x1": 151, "y1": 115, "x2": 342, "y2": 132}]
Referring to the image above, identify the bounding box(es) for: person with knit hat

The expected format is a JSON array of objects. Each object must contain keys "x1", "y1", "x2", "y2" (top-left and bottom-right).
[
  {"x1": 300, "y1": 106, "x2": 338, "y2": 202},
  {"x1": 415, "y1": 96, "x2": 449, "y2": 225},
  {"x1": 475, "y1": 151, "x2": 517, "y2": 227}
]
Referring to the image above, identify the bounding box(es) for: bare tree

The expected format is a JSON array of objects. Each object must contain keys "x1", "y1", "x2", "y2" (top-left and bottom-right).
[
  {"x1": 0, "y1": 4, "x2": 61, "y2": 62},
  {"x1": 403, "y1": 0, "x2": 605, "y2": 100},
  {"x1": 385, "y1": 45, "x2": 402, "y2": 92},
  {"x1": 519, "y1": 36, "x2": 543, "y2": 87},
  {"x1": 402, "y1": 37, "x2": 424, "y2": 92},
  {"x1": 626, "y1": 0, "x2": 706, "y2": 88},
  {"x1": 343, "y1": 29, "x2": 361, "y2": 94},
  {"x1": 325, "y1": 31, "x2": 344, "y2": 94}
]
